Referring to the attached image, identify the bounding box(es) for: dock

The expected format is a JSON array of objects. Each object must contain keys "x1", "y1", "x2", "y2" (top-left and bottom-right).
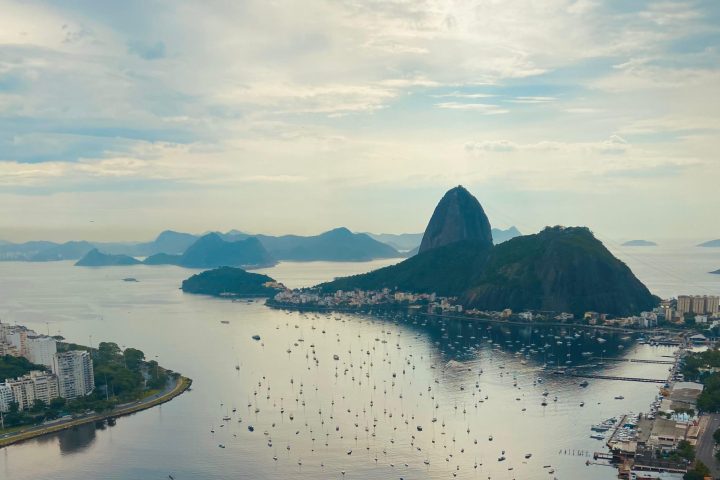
[
  {"x1": 591, "y1": 357, "x2": 674, "y2": 365},
  {"x1": 565, "y1": 372, "x2": 666, "y2": 383}
]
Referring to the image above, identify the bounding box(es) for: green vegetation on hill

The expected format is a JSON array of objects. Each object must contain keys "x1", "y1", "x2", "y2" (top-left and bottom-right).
[
  {"x1": 181, "y1": 266, "x2": 279, "y2": 297},
  {"x1": 320, "y1": 226, "x2": 659, "y2": 316},
  {"x1": 0, "y1": 355, "x2": 47, "y2": 382}
]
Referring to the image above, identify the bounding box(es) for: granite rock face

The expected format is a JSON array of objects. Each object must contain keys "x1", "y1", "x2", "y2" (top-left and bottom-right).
[{"x1": 418, "y1": 186, "x2": 493, "y2": 254}]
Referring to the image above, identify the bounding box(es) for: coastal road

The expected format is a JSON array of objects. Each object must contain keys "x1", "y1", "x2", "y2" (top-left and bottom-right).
[
  {"x1": 0, "y1": 375, "x2": 191, "y2": 448},
  {"x1": 696, "y1": 413, "x2": 720, "y2": 477}
]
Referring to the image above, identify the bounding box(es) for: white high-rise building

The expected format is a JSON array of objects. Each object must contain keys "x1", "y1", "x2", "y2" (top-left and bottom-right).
[
  {"x1": 8, "y1": 376, "x2": 36, "y2": 411},
  {"x1": 26, "y1": 335, "x2": 57, "y2": 368},
  {"x1": 27, "y1": 371, "x2": 60, "y2": 406},
  {"x1": 53, "y1": 350, "x2": 94, "y2": 399},
  {"x1": 0, "y1": 384, "x2": 13, "y2": 412}
]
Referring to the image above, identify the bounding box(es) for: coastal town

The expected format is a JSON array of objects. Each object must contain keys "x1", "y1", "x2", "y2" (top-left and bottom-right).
[
  {"x1": 0, "y1": 321, "x2": 94, "y2": 415},
  {"x1": 270, "y1": 288, "x2": 720, "y2": 333},
  {"x1": 0, "y1": 320, "x2": 190, "y2": 446}
]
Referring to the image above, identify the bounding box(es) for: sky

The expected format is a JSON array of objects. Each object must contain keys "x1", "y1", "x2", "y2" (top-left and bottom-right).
[{"x1": 0, "y1": 0, "x2": 718, "y2": 243}]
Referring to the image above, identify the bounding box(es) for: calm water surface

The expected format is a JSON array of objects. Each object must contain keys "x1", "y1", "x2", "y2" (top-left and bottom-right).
[{"x1": 0, "y1": 248, "x2": 716, "y2": 480}]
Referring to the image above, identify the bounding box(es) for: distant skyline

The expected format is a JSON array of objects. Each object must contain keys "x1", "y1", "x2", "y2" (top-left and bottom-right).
[{"x1": 1, "y1": 1, "x2": 718, "y2": 242}]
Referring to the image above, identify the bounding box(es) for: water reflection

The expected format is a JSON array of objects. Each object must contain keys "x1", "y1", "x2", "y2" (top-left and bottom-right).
[
  {"x1": 58, "y1": 423, "x2": 98, "y2": 455},
  {"x1": 0, "y1": 261, "x2": 675, "y2": 480}
]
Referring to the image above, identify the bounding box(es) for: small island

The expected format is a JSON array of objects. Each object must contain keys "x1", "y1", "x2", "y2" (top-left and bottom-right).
[
  {"x1": 75, "y1": 248, "x2": 141, "y2": 266},
  {"x1": 622, "y1": 240, "x2": 657, "y2": 247},
  {"x1": 181, "y1": 266, "x2": 283, "y2": 297},
  {"x1": 699, "y1": 239, "x2": 720, "y2": 248}
]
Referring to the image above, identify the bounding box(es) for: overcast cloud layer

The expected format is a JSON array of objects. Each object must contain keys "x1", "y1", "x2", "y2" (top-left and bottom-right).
[{"x1": 0, "y1": 0, "x2": 718, "y2": 242}]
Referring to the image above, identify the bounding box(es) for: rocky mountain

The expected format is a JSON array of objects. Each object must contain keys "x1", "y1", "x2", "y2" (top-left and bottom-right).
[
  {"x1": 255, "y1": 228, "x2": 399, "y2": 261},
  {"x1": 138, "y1": 230, "x2": 198, "y2": 255},
  {"x1": 418, "y1": 185, "x2": 493, "y2": 254},
  {"x1": 175, "y1": 234, "x2": 276, "y2": 269},
  {"x1": 181, "y1": 266, "x2": 279, "y2": 297},
  {"x1": 699, "y1": 239, "x2": 720, "y2": 248},
  {"x1": 459, "y1": 227, "x2": 659, "y2": 315},
  {"x1": 385, "y1": 226, "x2": 521, "y2": 258},
  {"x1": 622, "y1": 240, "x2": 657, "y2": 247},
  {"x1": 75, "y1": 249, "x2": 142, "y2": 266},
  {"x1": 321, "y1": 226, "x2": 658, "y2": 316}
]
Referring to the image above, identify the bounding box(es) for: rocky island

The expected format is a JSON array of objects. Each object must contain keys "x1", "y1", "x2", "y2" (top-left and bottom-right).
[
  {"x1": 699, "y1": 239, "x2": 720, "y2": 248},
  {"x1": 622, "y1": 240, "x2": 657, "y2": 247},
  {"x1": 181, "y1": 266, "x2": 281, "y2": 297}
]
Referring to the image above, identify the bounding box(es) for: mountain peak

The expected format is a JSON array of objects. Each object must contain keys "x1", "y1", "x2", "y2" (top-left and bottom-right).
[
  {"x1": 418, "y1": 186, "x2": 493, "y2": 254},
  {"x1": 323, "y1": 227, "x2": 353, "y2": 237}
]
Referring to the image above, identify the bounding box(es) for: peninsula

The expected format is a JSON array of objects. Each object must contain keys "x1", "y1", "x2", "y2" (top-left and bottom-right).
[
  {"x1": 317, "y1": 186, "x2": 659, "y2": 317},
  {"x1": 0, "y1": 322, "x2": 190, "y2": 447}
]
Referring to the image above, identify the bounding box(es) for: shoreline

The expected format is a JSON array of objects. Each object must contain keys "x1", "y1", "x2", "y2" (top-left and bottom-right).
[
  {"x1": 265, "y1": 300, "x2": 681, "y2": 335},
  {"x1": 0, "y1": 375, "x2": 192, "y2": 449}
]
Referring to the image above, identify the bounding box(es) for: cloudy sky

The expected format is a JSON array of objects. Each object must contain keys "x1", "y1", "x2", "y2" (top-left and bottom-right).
[{"x1": 0, "y1": 0, "x2": 718, "y2": 242}]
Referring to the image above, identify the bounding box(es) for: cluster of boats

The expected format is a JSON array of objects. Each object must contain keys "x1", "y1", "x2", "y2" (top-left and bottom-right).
[{"x1": 589, "y1": 416, "x2": 619, "y2": 440}]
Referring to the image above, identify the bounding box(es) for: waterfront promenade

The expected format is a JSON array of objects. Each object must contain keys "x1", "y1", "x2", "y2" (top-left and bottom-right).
[{"x1": 0, "y1": 375, "x2": 192, "y2": 448}]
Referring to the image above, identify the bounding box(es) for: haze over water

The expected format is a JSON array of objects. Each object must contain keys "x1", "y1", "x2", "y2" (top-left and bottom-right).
[{"x1": 1, "y1": 244, "x2": 714, "y2": 479}]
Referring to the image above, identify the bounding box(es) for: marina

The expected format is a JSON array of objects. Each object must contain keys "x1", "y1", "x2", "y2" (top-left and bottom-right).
[{"x1": 0, "y1": 259, "x2": 715, "y2": 480}]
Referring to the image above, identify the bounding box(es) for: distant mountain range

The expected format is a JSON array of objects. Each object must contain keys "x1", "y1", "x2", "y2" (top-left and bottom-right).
[
  {"x1": 622, "y1": 240, "x2": 657, "y2": 247},
  {"x1": 224, "y1": 227, "x2": 399, "y2": 262},
  {"x1": 319, "y1": 186, "x2": 658, "y2": 316},
  {"x1": 711, "y1": 269, "x2": 719, "y2": 275},
  {"x1": 699, "y1": 239, "x2": 720, "y2": 248},
  {"x1": 366, "y1": 233, "x2": 423, "y2": 252},
  {"x1": 369, "y1": 226, "x2": 522, "y2": 258},
  {"x1": 76, "y1": 249, "x2": 142, "y2": 266},
  {"x1": 0, "y1": 227, "x2": 402, "y2": 265}
]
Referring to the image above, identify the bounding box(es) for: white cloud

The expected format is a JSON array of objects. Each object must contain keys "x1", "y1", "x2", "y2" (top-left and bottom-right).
[
  {"x1": 435, "y1": 102, "x2": 509, "y2": 115},
  {"x1": 0, "y1": 0, "x2": 718, "y2": 240}
]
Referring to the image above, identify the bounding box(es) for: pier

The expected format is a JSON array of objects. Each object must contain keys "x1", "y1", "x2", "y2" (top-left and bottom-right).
[
  {"x1": 591, "y1": 357, "x2": 674, "y2": 365},
  {"x1": 564, "y1": 372, "x2": 666, "y2": 383}
]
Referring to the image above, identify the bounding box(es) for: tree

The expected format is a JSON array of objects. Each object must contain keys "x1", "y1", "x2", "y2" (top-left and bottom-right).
[
  {"x1": 684, "y1": 460, "x2": 710, "y2": 480},
  {"x1": 31, "y1": 398, "x2": 47, "y2": 412},
  {"x1": 49, "y1": 397, "x2": 66, "y2": 410},
  {"x1": 97, "y1": 342, "x2": 122, "y2": 364},
  {"x1": 123, "y1": 348, "x2": 145, "y2": 370},
  {"x1": 714, "y1": 427, "x2": 720, "y2": 444}
]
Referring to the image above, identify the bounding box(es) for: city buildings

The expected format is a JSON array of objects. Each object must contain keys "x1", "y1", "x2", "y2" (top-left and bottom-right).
[
  {"x1": 676, "y1": 295, "x2": 720, "y2": 316},
  {"x1": 6, "y1": 371, "x2": 60, "y2": 411},
  {"x1": 1, "y1": 320, "x2": 95, "y2": 411},
  {"x1": 26, "y1": 335, "x2": 57, "y2": 368},
  {"x1": 53, "y1": 350, "x2": 94, "y2": 400}
]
